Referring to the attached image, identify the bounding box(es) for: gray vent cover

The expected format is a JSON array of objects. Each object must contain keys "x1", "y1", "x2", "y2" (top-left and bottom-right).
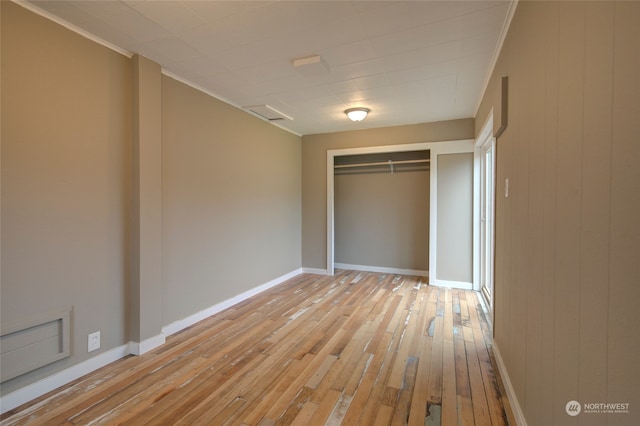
[{"x1": 242, "y1": 105, "x2": 292, "y2": 121}]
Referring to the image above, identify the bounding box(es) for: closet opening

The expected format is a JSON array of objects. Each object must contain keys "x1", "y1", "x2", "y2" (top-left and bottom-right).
[
  {"x1": 333, "y1": 151, "x2": 430, "y2": 276},
  {"x1": 326, "y1": 139, "x2": 475, "y2": 290}
]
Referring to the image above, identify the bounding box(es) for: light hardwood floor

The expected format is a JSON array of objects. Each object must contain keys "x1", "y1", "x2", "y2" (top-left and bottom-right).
[{"x1": 1, "y1": 271, "x2": 513, "y2": 425}]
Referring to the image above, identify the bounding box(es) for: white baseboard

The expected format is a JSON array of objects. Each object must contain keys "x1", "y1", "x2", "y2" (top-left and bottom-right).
[
  {"x1": 301, "y1": 267, "x2": 328, "y2": 275},
  {"x1": 1, "y1": 267, "x2": 304, "y2": 414},
  {"x1": 431, "y1": 278, "x2": 473, "y2": 290},
  {"x1": 334, "y1": 263, "x2": 428, "y2": 277},
  {"x1": 162, "y1": 268, "x2": 303, "y2": 337},
  {"x1": 128, "y1": 333, "x2": 166, "y2": 356},
  {"x1": 0, "y1": 343, "x2": 130, "y2": 414},
  {"x1": 492, "y1": 342, "x2": 528, "y2": 425}
]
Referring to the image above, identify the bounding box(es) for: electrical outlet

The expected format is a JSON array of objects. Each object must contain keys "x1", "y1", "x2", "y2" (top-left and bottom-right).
[{"x1": 88, "y1": 331, "x2": 101, "y2": 352}]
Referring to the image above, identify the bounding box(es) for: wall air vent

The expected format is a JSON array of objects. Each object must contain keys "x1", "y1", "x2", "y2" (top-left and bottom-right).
[
  {"x1": 1, "y1": 308, "x2": 71, "y2": 382},
  {"x1": 242, "y1": 105, "x2": 292, "y2": 121}
]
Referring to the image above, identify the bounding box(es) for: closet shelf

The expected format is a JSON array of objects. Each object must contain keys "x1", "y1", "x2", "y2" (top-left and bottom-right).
[{"x1": 334, "y1": 159, "x2": 430, "y2": 169}]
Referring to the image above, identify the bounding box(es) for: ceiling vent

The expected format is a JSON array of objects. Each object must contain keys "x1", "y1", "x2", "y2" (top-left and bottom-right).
[
  {"x1": 292, "y1": 54, "x2": 330, "y2": 77},
  {"x1": 242, "y1": 105, "x2": 292, "y2": 121}
]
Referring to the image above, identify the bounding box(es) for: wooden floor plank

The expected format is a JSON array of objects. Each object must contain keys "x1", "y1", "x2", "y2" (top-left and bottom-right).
[
  {"x1": 390, "y1": 355, "x2": 419, "y2": 425},
  {"x1": 309, "y1": 388, "x2": 341, "y2": 425},
  {"x1": 1, "y1": 272, "x2": 512, "y2": 426},
  {"x1": 441, "y1": 339, "x2": 458, "y2": 425},
  {"x1": 465, "y1": 338, "x2": 492, "y2": 425},
  {"x1": 466, "y1": 292, "x2": 509, "y2": 426},
  {"x1": 374, "y1": 405, "x2": 395, "y2": 426},
  {"x1": 289, "y1": 401, "x2": 318, "y2": 426},
  {"x1": 241, "y1": 354, "x2": 314, "y2": 425},
  {"x1": 454, "y1": 328, "x2": 475, "y2": 425},
  {"x1": 350, "y1": 330, "x2": 396, "y2": 425},
  {"x1": 263, "y1": 327, "x2": 349, "y2": 422},
  {"x1": 406, "y1": 287, "x2": 437, "y2": 426}
]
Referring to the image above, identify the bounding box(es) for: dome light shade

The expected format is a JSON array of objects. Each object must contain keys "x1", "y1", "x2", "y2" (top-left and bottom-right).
[{"x1": 345, "y1": 107, "x2": 370, "y2": 122}]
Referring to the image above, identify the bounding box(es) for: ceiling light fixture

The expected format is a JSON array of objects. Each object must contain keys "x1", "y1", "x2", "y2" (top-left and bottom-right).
[{"x1": 345, "y1": 107, "x2": 370, "y2": 122}]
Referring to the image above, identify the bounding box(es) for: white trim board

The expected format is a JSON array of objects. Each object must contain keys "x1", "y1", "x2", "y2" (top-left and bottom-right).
[
  {"x1": 12, "y1": 0, "x2": 132, "y2": 58},
  {"x1": 161, "y1": 72, "x2": 301, "y2": 137},
  {"x1": 0, "y1": 344, "x2": 130, "y2": 414},
  {"x1": 12, "y1": 1, "x2": 300, "y2": 138},
  {"x1": 327, "y1": 139, "x2": 475, "y2": 285},
  {"x1": 301, "y1": 267, "x2": 329, "y2": 275},
  {"x1": 492, "y1": 342, "x2": 528, "y2": 426},
  {"x1": 0, "y1": 268, "x2": 304, "y2": 414},
  {"x1": 129, "y1": 334, "x2": 166, "y2": 356},
  {"x1": 474, "y1": 0, "x2": 519, "y2": 117},
  {"x1": 473, "y1": 112, "x2": 495, "y2": 293},
  {"x1": 334, "y1": 263, "x2": 428, "y2": 278},
  {"x1": 162, "y1": 268, "x2": 303, "y2": 336},
  {"x1": 431, "y1": 279, "x2": 473, "y2": 291}
]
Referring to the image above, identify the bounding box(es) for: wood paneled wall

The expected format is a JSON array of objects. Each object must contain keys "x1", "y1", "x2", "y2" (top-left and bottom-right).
[{"x1": 475, "y1": 2, "x2": 640, "y2": 425}]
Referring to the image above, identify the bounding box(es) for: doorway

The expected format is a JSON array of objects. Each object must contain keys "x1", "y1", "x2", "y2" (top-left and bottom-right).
[
  {"x1": 333, "y1": 150, "x2": 430, "y2": 275},
  {"x1": 475, "y1": 116, "x2": 496, "y2": 310},
  {"x1": 326, "y1": 139, "x2": 475, "y2": 289}
]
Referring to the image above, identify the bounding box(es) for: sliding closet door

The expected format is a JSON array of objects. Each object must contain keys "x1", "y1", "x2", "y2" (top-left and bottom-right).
[{"x1": 435, "y1": 152, "x2": 474, "y2": 288}]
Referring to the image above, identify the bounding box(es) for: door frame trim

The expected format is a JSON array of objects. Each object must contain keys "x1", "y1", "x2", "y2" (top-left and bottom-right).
[
  {"x1": 326, "y1": 139, "x2": 474, "y2": 286},
  {"x1": 474, "y1": 112, "x2": 495, "y2": 303}
]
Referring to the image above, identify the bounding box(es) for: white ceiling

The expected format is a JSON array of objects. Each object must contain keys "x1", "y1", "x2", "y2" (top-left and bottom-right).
[{"x1": 27, "y1": 0, "x2": 515, "y2": 136}]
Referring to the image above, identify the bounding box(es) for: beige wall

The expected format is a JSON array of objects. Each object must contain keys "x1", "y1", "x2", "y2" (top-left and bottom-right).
[
  {"x1": 302, "y1": 119, "x2": 474, "y2": 270},
  {"x1": 1, "y1": 1, "x2": 302, "y2": 395},
  {"x1": 131, "y1": 55, "x2": 164, "y2": 344},
  {"x1": 334, "y1": 168, "x2": 429, "y2": 271},
  {"x1": 476, "y1": 2, "x2": 640, "y2": 425},
  {"x1": 1, "y1": 2, "x2": 132, "y2": 393},
  {"x1": 161, "y1": 76, "x2": 301, "y2": 324}
]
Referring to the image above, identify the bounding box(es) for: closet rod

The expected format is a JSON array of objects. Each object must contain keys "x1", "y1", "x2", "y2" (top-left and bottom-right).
[{"x1": 334, "y1": 159, "x2": 430, "y2": 169}]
